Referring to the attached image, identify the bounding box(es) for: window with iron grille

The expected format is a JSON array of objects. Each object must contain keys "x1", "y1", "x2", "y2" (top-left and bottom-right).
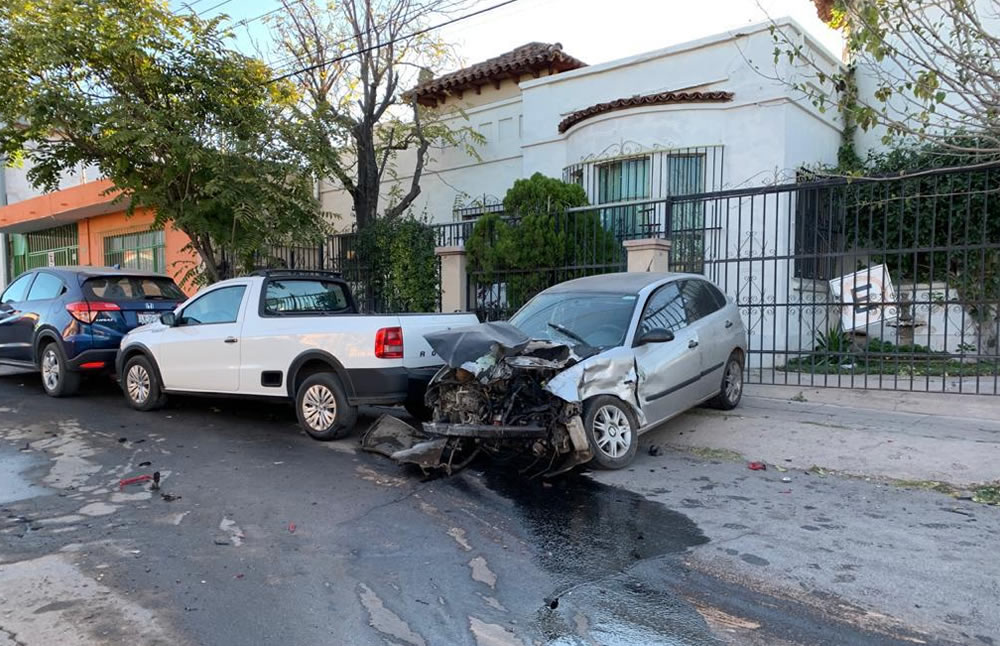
[{"x1": 103, "y1": 229, "x2": 166, "y2": 273}]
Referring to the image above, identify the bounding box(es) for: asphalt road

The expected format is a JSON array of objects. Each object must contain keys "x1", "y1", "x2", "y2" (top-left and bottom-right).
[{"x1": 0, "y1": 367, "x2": 993, "y2": 646}]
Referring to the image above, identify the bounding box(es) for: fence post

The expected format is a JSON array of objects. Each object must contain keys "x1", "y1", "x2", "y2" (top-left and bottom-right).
[
  {"x1": 435, "y1": 245, "x2": 468, "y2": 312},
  {"x1": 623, "y1": 238, "x2": 672, "y2": 272}
]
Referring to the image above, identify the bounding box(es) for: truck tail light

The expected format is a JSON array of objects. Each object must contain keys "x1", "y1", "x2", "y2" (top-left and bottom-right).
[
  {"x1": 375, "y1": 327, "x2": 404, "y2": 359},
  {"x1": 66, "y1": 301, "x2": 120, "y2": 324}
]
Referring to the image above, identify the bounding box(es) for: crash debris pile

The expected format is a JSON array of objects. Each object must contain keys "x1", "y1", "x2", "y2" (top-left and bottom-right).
[{"x1": 363, "y1": 322, "x2": 594, "y2": 477}]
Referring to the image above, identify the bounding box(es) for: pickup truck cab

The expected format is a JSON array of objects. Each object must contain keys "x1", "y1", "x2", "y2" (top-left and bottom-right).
[{"x1": 116, "y1": 270, "x2": 478, "y2": 439}]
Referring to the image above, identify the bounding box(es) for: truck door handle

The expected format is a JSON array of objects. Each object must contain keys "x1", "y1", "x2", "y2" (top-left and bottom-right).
[
  {"x1": 224, "y1": 337, "x2": 238, "y2": 344},
  {"x1": 725, "y1": 320, "x2": 733, "y2": 328},
  {"x1": 688, "y1": 339, "x2": 699, "y2": 349}
]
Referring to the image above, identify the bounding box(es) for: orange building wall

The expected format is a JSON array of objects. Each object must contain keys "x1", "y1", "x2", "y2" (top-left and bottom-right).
[{"x1": 76, "y1": 209, "x2": 198, "y2": 295}]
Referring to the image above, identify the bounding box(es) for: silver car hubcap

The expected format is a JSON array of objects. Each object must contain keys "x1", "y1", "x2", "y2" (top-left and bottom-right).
[
  {"x1": 725, "y1": 360, "x2": 743, "y2": 402},
  {"x1": 593, "y1": 405, "x2": 632, "y2": 459},
  {"x1": 303, "y1": 384, "x2": 337, "y2": 431},
  {"x1": 127, "y1": 364, "x2": 151, "y2": 404},
  {"x1": 41, "y1": 349, "x2": 60, "y2": 391}
]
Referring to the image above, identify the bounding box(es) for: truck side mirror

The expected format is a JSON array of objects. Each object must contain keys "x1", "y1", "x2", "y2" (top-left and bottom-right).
[{"x1": 160, "y1": 312, "x2": 177, "y2": 327}]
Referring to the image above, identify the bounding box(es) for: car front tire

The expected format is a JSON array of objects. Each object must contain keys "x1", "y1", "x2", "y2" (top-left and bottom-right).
[
  {"x1": 583, "y1": 395, "x2": 639, "y2": 470},
  {"x1": 123, "y1": 355, "x2": 166, "y2": 411},
  {"x1": 40, "y1": 342, "x2": 81, "y2": 398},
  {"x1": 295, "y1": 373, "x2": 357, "y2": 440},
  {"x1": 708, "y1": 351, "x2": 744, "y2": 410}
]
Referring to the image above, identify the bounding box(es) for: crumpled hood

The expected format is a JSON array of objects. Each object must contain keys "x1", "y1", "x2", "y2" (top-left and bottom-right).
[{"x1": 424, "y1": 321, "x2": 532, "y2": 368}]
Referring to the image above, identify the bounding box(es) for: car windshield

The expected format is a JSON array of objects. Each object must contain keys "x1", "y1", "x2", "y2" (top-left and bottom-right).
[
  {"x1": 83, "y1": 276, "x2": 185, "y2": 301},
  {"x1": 509, "y1": 291, "x2": 638, "y2": 348}
]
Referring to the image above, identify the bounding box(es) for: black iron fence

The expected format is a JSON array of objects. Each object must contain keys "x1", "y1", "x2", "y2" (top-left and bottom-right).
[
  {"x1": 466, "y1": 205, "x2": 666, "y2": 321},
  {"x1": 674, "y1": 163, "x2": 1000, "y2": 395}
]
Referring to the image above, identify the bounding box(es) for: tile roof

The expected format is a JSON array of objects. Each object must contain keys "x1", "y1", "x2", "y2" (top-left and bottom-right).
[
  {"x1": 406, "y1": 42, "x2": 586, "y2": 106},
  {"x1": 557, "y1": 90, "x2": 734, "y2": 134}
]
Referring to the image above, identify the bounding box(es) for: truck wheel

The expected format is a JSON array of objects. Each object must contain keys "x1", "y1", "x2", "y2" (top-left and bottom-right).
[
  {"x1": 40, "y1": 342, "x2": 81, "y2": 398},
  {"x1": 583, "y1": 396, "x2": 639, "y2": 470},
  {"x1": 123, "y1": 355, "x2": 166, "y2": 411},
  {"x1": 296, "y1": 373, "x2": 357, "y2": 440}
]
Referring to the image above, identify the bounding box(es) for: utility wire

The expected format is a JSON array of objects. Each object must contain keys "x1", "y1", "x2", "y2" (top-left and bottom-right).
[
  {"x1": 197, "y1": 0, "x2": 235, "y2": 16},
  {"x1": 268, "y1": 0, "x2": 520, "y2": 83}
]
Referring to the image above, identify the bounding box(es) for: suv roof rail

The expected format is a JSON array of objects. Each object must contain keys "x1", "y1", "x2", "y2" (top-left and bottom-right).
[{"x1": 250, "y1": 269, "x2": 344, "y2": 279}]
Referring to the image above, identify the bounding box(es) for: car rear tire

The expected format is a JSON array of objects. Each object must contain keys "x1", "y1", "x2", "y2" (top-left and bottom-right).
[
  {"x1": 39, "y1": 342, "x2": 81, "y2": 398},
  {"x1": 583, "y1": 396, "x2": 639, "y2": 470},
  {"x1": 708, "y1": 351, "x2": 744, "y2": 410},
  {"x1": 123, "y1": 355, "x2": 166, "y2": 411},
  {"x1": 295, "y1": 373, "x2": 357, "y2": 440}
]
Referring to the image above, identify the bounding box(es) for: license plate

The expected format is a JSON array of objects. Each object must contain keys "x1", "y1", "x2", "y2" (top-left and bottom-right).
[{"x1": 138, "y1": 312, "x2": 159, "y2": 325}]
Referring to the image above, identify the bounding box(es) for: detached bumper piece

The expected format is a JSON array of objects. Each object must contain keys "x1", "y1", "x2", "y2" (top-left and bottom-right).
[
  {"x1": 362, "y1": 415, "x2": 479, "y2": 476},
  {"x1": 422, "y1": 422, "x2": 547, "y2": 438}
]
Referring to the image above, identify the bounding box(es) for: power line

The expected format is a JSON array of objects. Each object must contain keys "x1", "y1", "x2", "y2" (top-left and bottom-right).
[
  {"x1": 197, "y1": 0, "x2": 235, "y2": 16},
  {"x1": 231, "y1": 0, "x2": 306, "y2": 30},
  {"x1": 268, "y1": 0, "x2": 520, "y2": 83}
]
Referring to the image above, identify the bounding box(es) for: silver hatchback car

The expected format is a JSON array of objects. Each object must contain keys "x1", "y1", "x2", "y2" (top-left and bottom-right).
[{"x1": 508, "y1": 272, "x2": 748, "y2": 469}]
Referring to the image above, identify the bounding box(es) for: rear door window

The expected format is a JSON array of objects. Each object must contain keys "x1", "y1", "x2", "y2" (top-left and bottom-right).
[
  {"x1": 1, "y1": 274, "x2": 35, "y2": 303},
  {"x1": 680, "y1": 279, "x2": 724, "y2": 324},
  {"x1": 84, "y1": 276, "x2": 185, "y2": 301},
  {"x1": 26, "y1": 273, "x2": 65, "y2": 301},
  {"x1": 264, "y1": 279, "x2": 352, "y2": 315}
]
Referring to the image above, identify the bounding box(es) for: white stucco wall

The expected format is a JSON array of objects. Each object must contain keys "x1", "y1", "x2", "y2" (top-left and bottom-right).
[{"x1": 320, "y1": 18, "x2": 844, "y2": 229}]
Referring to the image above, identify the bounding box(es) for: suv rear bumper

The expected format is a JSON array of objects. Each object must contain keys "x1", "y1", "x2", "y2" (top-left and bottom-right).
[{"x1": 67, "y1": 348, "x2": 118, "y2": 372}]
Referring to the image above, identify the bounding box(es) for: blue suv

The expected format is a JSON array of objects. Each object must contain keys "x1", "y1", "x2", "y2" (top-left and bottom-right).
[{"x1": 0, "y1": 267, "x2": 184, "y2": 397}]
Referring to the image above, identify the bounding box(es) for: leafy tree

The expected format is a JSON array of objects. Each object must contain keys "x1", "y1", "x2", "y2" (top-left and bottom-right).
[
  {"x1": 0, "y1": 0, "x2": 325, "y2": 284},
  {"x1": 347, "y1": 215, "x2": 440, "y2": 312},
  {"x1": 467, "y1": 173, "x2": 619, "y2": 313},
  {"x1": 269, "y1": 0, "x2": 482, "y2": 230},
  {"x1": 772, "y1": 0, "x2": 1000, "y2": 155}
]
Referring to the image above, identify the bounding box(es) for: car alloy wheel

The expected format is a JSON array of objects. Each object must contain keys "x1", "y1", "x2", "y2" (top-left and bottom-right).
[
  {"x1": 724, "y1": 358, "x2": 743, "y2": 403},
  {"x1": 126, "y1": 363, "x2": 151, "y2": 405},
  {"x1": 302, "y1": 383, "x2": 338, "y2": 431},
  {"x1": 41, "y1": 347, "x2": 60, "y2": 392},
  {"x1": 592, "y1": 404, "x2": 632, "y2": 459}
]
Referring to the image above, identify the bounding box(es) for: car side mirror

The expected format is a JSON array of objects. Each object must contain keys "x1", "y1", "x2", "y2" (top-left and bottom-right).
[
  {"x1": 160, "y1": 312, "x2": 177, "y2": 327},
  {"x1": 637, "y1": 328, "x2": 674, "y2": 345}
]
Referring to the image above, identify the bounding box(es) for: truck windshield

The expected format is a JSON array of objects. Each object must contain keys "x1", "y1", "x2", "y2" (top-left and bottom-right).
[{"x1": 509, "y1": 292, "x2": 638, "y2": 348}]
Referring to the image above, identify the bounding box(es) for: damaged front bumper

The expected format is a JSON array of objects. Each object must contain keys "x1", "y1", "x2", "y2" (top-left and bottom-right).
[{"x1": 362, "y1": 321, "x2": 600, "y2": 477}]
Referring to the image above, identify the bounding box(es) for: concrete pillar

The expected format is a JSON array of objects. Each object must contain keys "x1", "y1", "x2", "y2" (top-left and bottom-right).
[
  {"x1": 623, "y1": 238, "x2": 672, "y2": 273},
  {"x1": 435, "y1": 245, "x2": 468, "y2": 312}
]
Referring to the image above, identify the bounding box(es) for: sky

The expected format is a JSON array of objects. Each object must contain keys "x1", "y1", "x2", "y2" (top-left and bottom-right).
[{"x1": 170, "y1": 0, "x2": 843, "y2": 75}]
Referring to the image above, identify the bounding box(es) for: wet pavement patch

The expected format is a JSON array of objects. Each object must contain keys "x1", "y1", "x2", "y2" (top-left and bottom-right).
[{"x1": 0, "y1": 447, "x2": 49, "y2": 504}]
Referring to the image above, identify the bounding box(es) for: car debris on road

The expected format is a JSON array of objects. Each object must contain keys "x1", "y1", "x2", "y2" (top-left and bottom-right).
[{"x1": 363, "y1": 322, "x2": 604, "y2": 477}]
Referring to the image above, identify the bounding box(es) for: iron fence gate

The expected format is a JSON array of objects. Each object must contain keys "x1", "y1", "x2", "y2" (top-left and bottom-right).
[{"x1": 674, "y1": 163, "x2": 1000, "y2": 395}]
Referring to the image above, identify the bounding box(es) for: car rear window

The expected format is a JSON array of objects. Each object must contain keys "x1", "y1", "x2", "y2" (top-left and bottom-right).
[
  {"x1": 84, "y1": 276, "x2": 185, "y2": 301},
  {"x1": 264, "y1": 279, "x2": 352, "y2": 314}
]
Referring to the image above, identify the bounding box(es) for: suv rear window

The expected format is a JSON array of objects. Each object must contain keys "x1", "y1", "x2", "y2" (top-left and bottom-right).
[
  {"x1": 264, "y1": 279, "x2": 352, "y2": 314},
  {"x1": 84, "y1": 276, "x2": 185, "y2": 301}
]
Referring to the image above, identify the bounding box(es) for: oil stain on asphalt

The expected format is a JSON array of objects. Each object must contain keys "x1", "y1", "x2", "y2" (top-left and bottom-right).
[{"x1": 452, "y1": 469, "x2": 722, "y2": 645}]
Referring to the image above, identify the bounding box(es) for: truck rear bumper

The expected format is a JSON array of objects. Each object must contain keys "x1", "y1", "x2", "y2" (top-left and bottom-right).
[{"x1": 346, "y1": 366, "x2": 440, "y2": 406}]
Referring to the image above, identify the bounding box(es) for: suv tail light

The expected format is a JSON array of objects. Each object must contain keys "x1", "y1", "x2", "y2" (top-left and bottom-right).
[
  {"x1": 66, "y1": 301, "x2": 120, "y2": 324},
  {"x1": 375, "y1": 327, "x2": 404, "y2": 359}
]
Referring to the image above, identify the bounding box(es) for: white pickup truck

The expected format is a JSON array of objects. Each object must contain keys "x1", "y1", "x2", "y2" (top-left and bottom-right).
[{"x1": 115, "y1": 270, "x2": 478, "y2": 439}]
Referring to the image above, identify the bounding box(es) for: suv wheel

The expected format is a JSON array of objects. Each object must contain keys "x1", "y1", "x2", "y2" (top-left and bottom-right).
[
  {"x1": 583, "y1": 396, "x2": 639, "y2": 470},
  {"x1": 123, "y1": 355, "x2": 166, "y2": 411},
  {"x1": 40, "y1": 343, "x2": 81, "y2": 398},
  {"x1": 295, "y1": 373, "x2": 357, "y2": 440}
]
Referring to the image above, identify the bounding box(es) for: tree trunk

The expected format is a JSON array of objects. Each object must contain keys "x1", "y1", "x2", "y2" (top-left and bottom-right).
[{"x1": 353, "y1": 126, "x2": 380, "y2": 230}]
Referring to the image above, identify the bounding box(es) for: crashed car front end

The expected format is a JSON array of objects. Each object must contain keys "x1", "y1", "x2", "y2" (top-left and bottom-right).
[{"x1": 363, "y1": 322, "x2": 599, "y2": 477}]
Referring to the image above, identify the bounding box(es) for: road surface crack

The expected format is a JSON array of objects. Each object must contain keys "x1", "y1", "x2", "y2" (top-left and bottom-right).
[{"x1": 0, "y1": 624, "x2": 27, "y2": 646}]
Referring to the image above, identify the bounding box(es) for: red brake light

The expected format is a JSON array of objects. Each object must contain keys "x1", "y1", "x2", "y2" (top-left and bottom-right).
[
  {"x1": 375, "y1": 327, "x2": 404, "y2": 359},
  {"x1": 66, "y1": 301, "x2": 120, "y2": 324}
]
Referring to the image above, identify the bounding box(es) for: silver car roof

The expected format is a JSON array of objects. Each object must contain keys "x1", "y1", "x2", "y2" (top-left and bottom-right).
[{"x1": 541, "y1": 272, "x2": 705, "y2": 295}]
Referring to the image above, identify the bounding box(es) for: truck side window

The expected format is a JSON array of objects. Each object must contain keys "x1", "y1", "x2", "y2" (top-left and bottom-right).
[
  {"x1": 179, "y1": 286, "x2": 246, "y2": 325},
  {"x1": 264, "y1": 279, "x2": 350, "y2": 314}
]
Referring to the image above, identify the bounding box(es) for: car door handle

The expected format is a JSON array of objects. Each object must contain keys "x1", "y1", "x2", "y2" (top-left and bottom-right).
[
  {"x1": 224, "y1": 337, "x2": 238, "y2": 344},
  {"x1": 725, "y1": 320, "x2": 734, "y2": 328},
  {"x1": 688, "y1": 339, "x2": 699, "y2": 349}
]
